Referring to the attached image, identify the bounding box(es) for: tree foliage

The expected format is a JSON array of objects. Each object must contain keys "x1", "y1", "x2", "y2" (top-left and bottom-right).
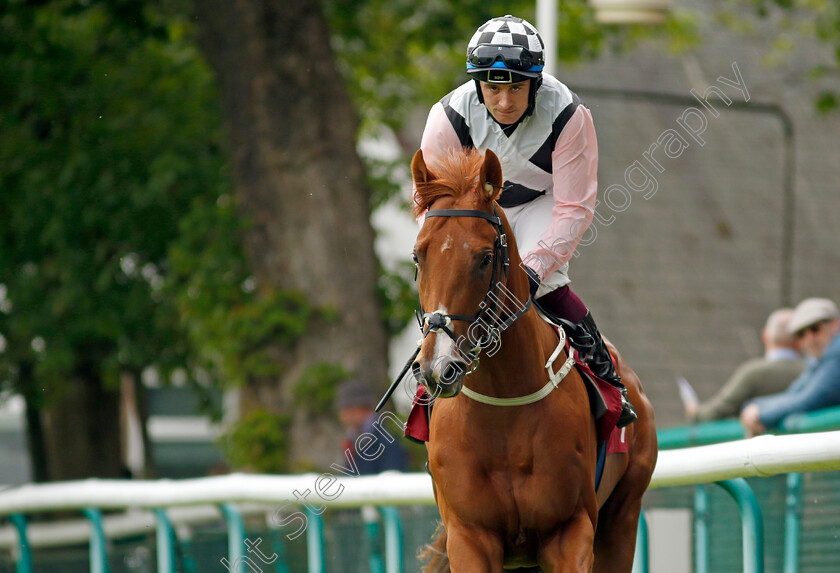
[
  {"x1": 0, "y1": 0, "x2": 243, "y2": 476},
  {"x1": 0, "y1": 0, "x2": 700, "y2": 477},
  {"x1": 0, "y1": 0, "x2": 225, "y2": 391},
  {"x1": 715, "y1": 0, "x2": 840, "y2": 112},
  {"x1": 324, "y1": 0, "x2": 610, "y2": 133},
  {"x1": 219, "y1": 408, "x2": 291, "y2": 474}
]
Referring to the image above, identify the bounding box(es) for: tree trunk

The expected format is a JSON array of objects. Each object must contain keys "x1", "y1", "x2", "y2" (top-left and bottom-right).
[
  {"x1": 120, "y1": 372, "x2": 157, "y2": 479},
  {"x1": 195, "y1": 0, "x2": 389, "y2": 469},
  {"x1": 41, "y1": 365, "x2": 124, "y2": 480},
  {"x1": 23, "y1": 400, "x2": 48, "y2": 483},
  {"x1": 19, "y1": 362, "x2": 49, "y2": 483}
]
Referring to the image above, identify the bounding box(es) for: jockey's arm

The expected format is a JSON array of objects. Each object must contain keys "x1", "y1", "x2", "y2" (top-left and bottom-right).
[
  {"x1": 414, "y1": 102, "x2": 463, "y2": 226},
  {"x1": 419, "y1": 102, "x2": 463, "y2": 169},
  {"x1": 521, "y1": 105, "x2": 598, "y2": 282}
]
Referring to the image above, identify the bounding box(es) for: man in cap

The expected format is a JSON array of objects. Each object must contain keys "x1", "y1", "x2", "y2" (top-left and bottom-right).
[
  {"x1": 740, "y1": 298, "x2": 840, "y2": 436},
  {"x1": 685, "y1": 307, "x2": 804, "y2": 422},
  {"x1": 335, "y1": 379, "x2": 407, "y2": 474}
]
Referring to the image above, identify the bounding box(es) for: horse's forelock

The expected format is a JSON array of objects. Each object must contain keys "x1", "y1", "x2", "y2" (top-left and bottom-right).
[{"x1": 413, "y1": 149, "x2": 490, "y2": 217}]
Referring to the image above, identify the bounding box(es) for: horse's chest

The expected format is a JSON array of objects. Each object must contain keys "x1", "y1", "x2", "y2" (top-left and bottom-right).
[
  {"x1": 429, "y1": 403, "x2": 594, "y2": 529},
  {"x1": 432, "y1": 445, "x2": 588, "y2": 526}
]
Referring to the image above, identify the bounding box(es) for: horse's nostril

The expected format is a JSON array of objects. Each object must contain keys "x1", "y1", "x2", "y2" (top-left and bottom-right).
[{"x1": 441, "y1": 361, "x2": 466, "y2": 384}]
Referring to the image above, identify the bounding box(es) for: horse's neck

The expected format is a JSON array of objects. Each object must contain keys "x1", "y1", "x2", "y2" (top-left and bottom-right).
[
  {"x1": 473, "y1": 306, "x2": 559, "y2": 395},
  {"x1": 472, "y1": 209, "x2": 560, "y2": 394}
]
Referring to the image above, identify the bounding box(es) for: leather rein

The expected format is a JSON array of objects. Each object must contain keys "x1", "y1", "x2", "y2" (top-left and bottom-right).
[
  {"x1": 375, "y1": 205, "x2": 573, "y2": 411},
  {"x1": 419, "y1": 207, "x2": 574, "y2": 406}
]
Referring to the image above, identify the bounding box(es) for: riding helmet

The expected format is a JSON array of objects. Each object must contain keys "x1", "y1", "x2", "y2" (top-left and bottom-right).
[{"x1": 466, "y1": 15, "x2": 545, "y2": 114}]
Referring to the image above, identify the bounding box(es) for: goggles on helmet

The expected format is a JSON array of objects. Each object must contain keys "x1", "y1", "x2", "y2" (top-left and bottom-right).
[{"x1": 467, "y1": 45, "x2": 544, "y2": 73}]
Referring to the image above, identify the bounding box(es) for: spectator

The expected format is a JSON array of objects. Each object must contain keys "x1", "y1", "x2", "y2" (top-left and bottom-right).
[
  {"x1": 685, "y1": 308, "x2": 804, "y2": 422},
  {"x1": 740, "y1": 298, "x2": 840, "y2": 436},
  {"x1": 335, "y1": 379, "x2": 407, "y2": 474}
]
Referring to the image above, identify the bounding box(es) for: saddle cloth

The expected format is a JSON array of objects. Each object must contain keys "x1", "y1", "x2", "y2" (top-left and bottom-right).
[{"x1": 404, "y1": 344, "x2": 628, "y2": 455}]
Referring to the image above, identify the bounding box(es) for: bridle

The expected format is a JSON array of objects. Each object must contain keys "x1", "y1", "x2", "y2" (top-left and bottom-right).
[
  {"x1": 374, "y1": 202, "x2": 574, "y2": 413},
  {"x1": 418, "y1": 206, "x2": 532, "y2": 370}
]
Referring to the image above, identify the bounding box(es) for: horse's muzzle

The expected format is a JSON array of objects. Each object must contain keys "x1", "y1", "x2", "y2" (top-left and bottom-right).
[{"x1": 412, "y1": 355, "x2": 467, "y2": 398}]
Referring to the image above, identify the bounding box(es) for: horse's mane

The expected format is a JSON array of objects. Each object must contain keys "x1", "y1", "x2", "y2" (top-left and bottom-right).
[{"x1": 413, "y1": 148, "x2": 489, "y2": 218}]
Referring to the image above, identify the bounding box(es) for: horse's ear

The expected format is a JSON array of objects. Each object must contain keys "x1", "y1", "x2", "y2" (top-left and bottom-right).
[
  {"x1": 411, "y1": 149, "x2": 436, "y2": 184},
  {"x1": 481, "y1": 149, "x2": 504, "y2": 201}
]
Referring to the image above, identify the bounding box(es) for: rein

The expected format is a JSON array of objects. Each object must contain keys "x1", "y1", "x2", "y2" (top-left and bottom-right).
[
  {"x1": 460, "y1": 325, "x2": 575, "y2": 406},
  {"x1": 421, "y1": 207, "x2": 510, "y2": 338},
  {"x1": 419, "y1": 207, "x2": 524, "y2": 368},
  {"x1": 421, "y1": 206, "x2": 574, "y2": 406},
  {"x1": 375, "y1": 203, "x2": 574, "y2": 412}
]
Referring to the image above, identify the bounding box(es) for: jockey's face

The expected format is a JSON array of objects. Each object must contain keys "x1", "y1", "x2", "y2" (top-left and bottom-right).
[{"x1": 480, "y1": 80, "x2": 530, "y2": 124}]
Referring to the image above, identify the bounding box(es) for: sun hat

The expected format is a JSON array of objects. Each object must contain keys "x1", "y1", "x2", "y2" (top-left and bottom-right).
[{"x1": 788, "y1": 298, "x2": 839, "y2": 334}]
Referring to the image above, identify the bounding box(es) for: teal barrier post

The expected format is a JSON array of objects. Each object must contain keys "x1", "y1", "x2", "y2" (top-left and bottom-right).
[
  {"x1": 81, "y1": 508, "x2": 109, "y2": 573},
  {"x1": 631, "y1": 508, "x2": 649, "y2": 573},
  {"x1": 153, "y1": 508, "x2": 177, "y2": 573},
  {"x1": 694, "y1": 485, "x2": 710, "y2": 573},
  {"x1": 362, "y1": 507, "x2": 384, "y2": 573},
  {"x1": 717, "y1": 478, "x2": 764, "y2": 573},
  {"x1": 305, "y1": 508, "x2": 326, "y2": 573},
  {"x1": 379, "y1": 507, "x2": 403, "y2": 573},
  {"x1": 269, "y1": 530, "x2": 293, "y2": 573},
  {"x1": 9, "y1": 514, "x2": 32, "y2": 573},
  {"x1": 784, "y1": 472, "x2": 802, "y2": 573},
  {"x1": 219, "y1": 503, "x2": 247, "y2": 571}
]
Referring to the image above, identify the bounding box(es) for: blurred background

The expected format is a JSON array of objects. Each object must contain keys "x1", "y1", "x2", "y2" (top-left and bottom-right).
[{"x1": 0, "y1": 0, "x2": 839, "y2": 569}]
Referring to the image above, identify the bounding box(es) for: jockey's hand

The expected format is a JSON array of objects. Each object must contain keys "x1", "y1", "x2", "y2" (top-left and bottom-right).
[{"x1": 523, "y1": 265, "x2": 540, "y2": 298}]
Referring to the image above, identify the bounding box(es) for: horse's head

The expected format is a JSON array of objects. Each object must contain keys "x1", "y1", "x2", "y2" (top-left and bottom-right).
[{"x1": 410, "y1": 147, "x2": 524, "y2": 398}]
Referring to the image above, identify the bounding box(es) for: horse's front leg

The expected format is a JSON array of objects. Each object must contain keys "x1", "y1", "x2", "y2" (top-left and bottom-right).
[
  {"x1": 538, "y1": 510, "x2": 597, "y2": 573},
  {"x1": 445, "y1": 520, "x2": 505, "y2": 573}
]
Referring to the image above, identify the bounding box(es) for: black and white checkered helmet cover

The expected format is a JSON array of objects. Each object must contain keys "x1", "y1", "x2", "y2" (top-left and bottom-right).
[{"x1": 466, "y1": 15, "x2": 544, "y2": 59}]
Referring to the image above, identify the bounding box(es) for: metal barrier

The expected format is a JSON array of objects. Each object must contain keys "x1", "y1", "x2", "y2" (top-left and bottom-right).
[
  {"x1": 3, "y1": 431, "x2": 840, "y2": 572},
  {"x1": 655, "y1": 405, "x2": 840, "y2": 572},
  {"x1": 657, "y1": 404, "x2": 840, "y2": 450}
]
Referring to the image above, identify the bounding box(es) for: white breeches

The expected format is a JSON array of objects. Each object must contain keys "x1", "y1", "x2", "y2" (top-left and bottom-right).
[{"x1": 501, "y1": 193, "x2": 571, "y2": 298}]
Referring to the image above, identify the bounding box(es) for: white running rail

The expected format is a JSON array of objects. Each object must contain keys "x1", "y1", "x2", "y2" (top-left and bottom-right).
[{"x1": 1, "y1": 430, "x2": 840, "y2": 549}]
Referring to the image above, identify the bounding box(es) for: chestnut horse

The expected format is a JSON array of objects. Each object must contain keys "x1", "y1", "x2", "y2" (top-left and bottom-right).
[{"x1": 410, "y1": 147, "x2": 657, "y2": 572}]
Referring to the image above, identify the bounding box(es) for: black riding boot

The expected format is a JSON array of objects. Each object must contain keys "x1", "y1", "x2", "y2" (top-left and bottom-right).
[
  {"x1": 560, "y1": 312, "x2": 637, "y2": 427},
  {"x1": 533, "y1": 293, "x2": 638, "y2": 427}
]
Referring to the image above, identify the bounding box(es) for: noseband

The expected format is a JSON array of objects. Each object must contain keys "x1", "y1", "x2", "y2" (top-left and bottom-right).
[
  {"x1": 419, "y1": 207, "x2": 532, "y2": 367},
  {"x1": 417, "y1": 206, "x2": 576, "y2": 407},
  {"x1": 374, "y1": 205, "x2": 571, "y2": 413}
]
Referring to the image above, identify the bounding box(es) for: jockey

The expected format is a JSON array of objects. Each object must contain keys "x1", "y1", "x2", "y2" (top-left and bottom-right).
[{"x1": 417, "y1": 14, "x2": 636, "y2": 427}]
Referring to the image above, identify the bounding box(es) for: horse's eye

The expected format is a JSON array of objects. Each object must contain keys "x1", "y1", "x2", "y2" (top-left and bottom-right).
[
  {"x1": 412, "y1": 252, "x2": 419, "y2": 265},
  {"x1": 480, "y1": 253, "x2": 493, "y2": 268}
]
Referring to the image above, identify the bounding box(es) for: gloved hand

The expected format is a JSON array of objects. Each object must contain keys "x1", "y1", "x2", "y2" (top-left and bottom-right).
[{"x1": 523, "y1": 265, "x2": 541, "y2": 298}]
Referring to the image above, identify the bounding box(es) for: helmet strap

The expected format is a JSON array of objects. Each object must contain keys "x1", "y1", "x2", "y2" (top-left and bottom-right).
[
  {"x1": 473, "y1": 79, "x2": 485, "y2": 104},
  {"x1": 524, "y1": 75, "x2": 542, "y2": 118}
]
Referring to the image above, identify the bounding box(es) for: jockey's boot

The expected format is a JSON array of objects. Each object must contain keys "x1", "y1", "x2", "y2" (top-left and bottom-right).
[
  {"x1": 560, "y1": 312, "x2": 637, "y2": 427},
  {"x1": 533, "y1": 290, "x2": 637, "y2": 428}
]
